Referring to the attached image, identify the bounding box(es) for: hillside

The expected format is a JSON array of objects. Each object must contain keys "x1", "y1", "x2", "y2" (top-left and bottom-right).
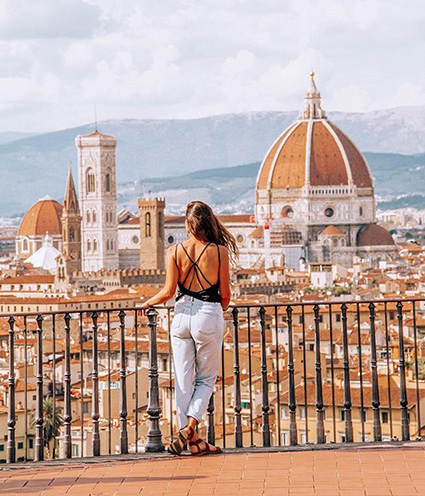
[{"x1": 1, "y1": 107, "x2": 425, "y2": 215}]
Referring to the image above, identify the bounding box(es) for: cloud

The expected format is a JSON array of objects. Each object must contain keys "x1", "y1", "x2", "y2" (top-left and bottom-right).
[
  {"x1": 0, "y1": 0, "x2": 424, "y2": 132},
  {"x1": 0, "y1": 0, "x2": 100, "y2": 39}
]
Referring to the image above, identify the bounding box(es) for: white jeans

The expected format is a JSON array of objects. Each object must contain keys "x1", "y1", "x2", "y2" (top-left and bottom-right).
[{"x1": 171, "y1": 294, "x2": 224, "y2": 429}]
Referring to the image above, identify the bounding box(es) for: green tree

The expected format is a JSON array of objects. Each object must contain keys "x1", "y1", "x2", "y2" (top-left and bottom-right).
[{"x1": 31, "y1": 397, "x2": 63, "y2": 458}]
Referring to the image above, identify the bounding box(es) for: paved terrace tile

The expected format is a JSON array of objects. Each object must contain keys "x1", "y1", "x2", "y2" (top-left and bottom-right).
[{"x1": 0, "y1": 445, "x2": 425, "y2": 496}]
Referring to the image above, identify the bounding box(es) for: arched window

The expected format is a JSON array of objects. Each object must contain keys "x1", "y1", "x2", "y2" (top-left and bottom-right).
[
  {"x1": 93, "y1": 238, "x2": 98, "y2": 253},
  {"x1": 110, "y1": 239, "x2": 114, "y2": 251},
  {"x1": 106, "y1": 239, "x2": 110, "y2": 251},
  {"x1": 92, "y1": 209, "x2": 97, "y2": 224},
  {"x1": 69, "y1": 228, "x2": 75, "y2": 242},
  {"x1": 87, "y1": 239, "x2": 91, "y2": 253},
  {"x1": 22, "y1": 238, "x2": 28, "y2": 252},
  {"x1": 86, "y1": 168, "x2": 96, "y2": 193},
  {"x1": 86, "y1": 210, "x2": 91, "y2": 224},
  {"x1": 145, "y1": 212, "x2": 151, "y2": 237},
  {"x1": 105, "y1": 172, "x2": 111, "y2": 193}
]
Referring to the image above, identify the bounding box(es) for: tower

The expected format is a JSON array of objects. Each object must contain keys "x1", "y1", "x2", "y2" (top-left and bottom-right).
[
  {"x1": 138, "y1": 197, "x2": 165, "y2": 270},
  {"x1": 76, "y1": 130, "x2": 119, "y2": 272},
  {"x1": 62, "y1": 165, "x2": 82, "y2": 273}
]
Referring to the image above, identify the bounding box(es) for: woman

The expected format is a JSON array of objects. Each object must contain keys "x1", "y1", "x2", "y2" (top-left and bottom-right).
[{"x1": 140, "y1": 200, "x2": 238, "y2": 455}]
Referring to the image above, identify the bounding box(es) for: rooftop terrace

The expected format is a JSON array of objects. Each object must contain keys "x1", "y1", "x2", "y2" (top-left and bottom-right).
[{"x1": 1, "y1": 444, "x2": 425, "y2": 496}]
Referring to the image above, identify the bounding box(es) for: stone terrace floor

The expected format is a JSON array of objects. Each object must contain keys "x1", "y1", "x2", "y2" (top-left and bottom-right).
[{"x1": 1, "y1": 444, "x2": 425, "y2": 496}]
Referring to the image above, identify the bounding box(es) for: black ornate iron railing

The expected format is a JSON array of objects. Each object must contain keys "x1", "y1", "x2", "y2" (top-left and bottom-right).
[{"x1": 1, "y1": 297, "x2": 424, "y2": 464}]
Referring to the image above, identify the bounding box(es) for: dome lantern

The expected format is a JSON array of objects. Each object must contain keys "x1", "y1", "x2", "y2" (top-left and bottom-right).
[{"x1": 302, "y1": 71, "x2": 327, "y2": 120}]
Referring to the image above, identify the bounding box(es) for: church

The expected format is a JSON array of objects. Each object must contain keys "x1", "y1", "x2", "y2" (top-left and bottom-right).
[{"x1": 15, "y1": 73, "x2": 396, "y2": 274}]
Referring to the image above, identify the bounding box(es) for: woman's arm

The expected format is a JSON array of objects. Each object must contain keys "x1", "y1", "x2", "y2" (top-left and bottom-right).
[
  {"x1": 140, "y1": 246, "x2": 179, "y2": 308},
  {"x1": 219, "y1": 245, "x2": 231, "y2": 311}
]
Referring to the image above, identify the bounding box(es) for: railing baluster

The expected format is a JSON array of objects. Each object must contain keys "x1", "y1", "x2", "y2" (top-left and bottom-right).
[
  {"x1": 145, "y1": 308, "x2": 164, "y2": 452},
  {"x1": 52, "y1": 314, "x2": 56, "y2": 459},
  {"x1": 259, "y1": 306, "x2": 270, "y2": 447},
  {"x1": 107, "y1": 311, "x2": 111, "y2": 455},
  {"x1": 79, "y1": 313, "x2": 84, "y2": 458},
  {"x1": 63, "y1": 313, "x2": 72, "y2": 458},
  {"x1": 119, "y1": 310, "x2": 128, "y2": 454},
  {"x1": 7, "y1": 316, "x2": 16, "y2": 464},
  {"x1": 247, "y1": 306, "x2": 254, "y2": 447},
  {"x1": 329, "y1": 305, "x2": 336, "y2": 443},
  {"x1": 368, "y1": 302, "x2": 382, "y2": 442},
  {"x1": 341, "y1": 304, "x2": 353, "y2": 442},
  {"x1": 91, "y1": 311, "x2": 100, "y2": 456},
  {"x1": 313, "y1": 304, "x2": 325, "y2": 444},
  {"x1": 232, "y1": 307, "x2": 242, "y2": 447},
  {"x1": 24, "y1": 316, "x2": 28, "y2": 461},
  {"x1": 35, "y1": 315, "x2": 44, "y2": 461},
  {"x1": 396, "y1": 302, "x2": 409, "y2": 441},
  {"x1": 207, "y1": 393, "x2": 215, "y2": 445},
  {"x1": 412, "y1": 301, "x2": 421, "y2": 439},
  {"x1": 286, "y1": 305, "x2": 297, "y2": 446},
  {"x1": 135, "y1": 310, "x2": 139, "y2": 453},
  {"x1": 274, "y1": 307, "x2": 281, "y2": 446},
  {"x1": 356, "y1": 303, "x2": 365, "y2": 442},
  {"x1": 221, "y1": 340, "x2": 226, "y2": 448},
  {"x1": 384, "y1": 303, "x2": 393, "y2": 439},
  {"x1": 167, "y1": 308, "x2": 173, "y2": 443},
  {"x1": 301, "y1": 306, "x2": 308, "y2": 443}
]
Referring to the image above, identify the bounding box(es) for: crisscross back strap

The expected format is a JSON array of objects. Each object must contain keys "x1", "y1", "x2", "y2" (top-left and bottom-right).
[{"x1": 180, "y1": 242, "x2": 213, "y2": 290}]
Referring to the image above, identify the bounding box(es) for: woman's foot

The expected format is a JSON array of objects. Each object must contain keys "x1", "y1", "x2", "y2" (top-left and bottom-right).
[
  {"x1": 167, "y1": 425, "x2": 194, "y2": 456},
  {"x1": 188, "y1": 432, "x2": 222, "y2": 455}
]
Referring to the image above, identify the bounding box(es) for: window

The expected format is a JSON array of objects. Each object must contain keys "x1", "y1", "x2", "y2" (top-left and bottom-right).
[
  {"x1": 281, "y1": 406, "x2": 288, "y2": 419},
  {"x1": 87, "y1": 239, "x2": 91, "y2": 253},
  {"x1": 105, "y1": 172, "x2": 111, "y2": 192},
  {"x1": 158, "y1": 212, "x2": 163, "y2": 239},
  {"x1": 339, "y1": 409, "x2": 345, "y2": 421},
  {"x1": 22, "y1": 238, "x2": 29, "y2": 251},
  {"x1": 359, "y1": 206, "x2": 363, "y2": 217},
  {"x1": 281, "y1": 206, "x2": 294, "y2": 219},
  {"x1": 86, "y1": 168, "x2": 96, "y2": 193},
  {"x1": 237, "y1": 234, "x2": 244, "y2": 243},
  {"x1": 18, "y1": 442, "x2": 23, "y2": 449},
  {"x1": 83, "y1": 402, "x2": 89, "y2": 414},
  {"x1": 0, "y1": 445, "x2": 4, "y2": 452},
  {"x1": 167, "y1": 235, "x2": 175, "y2": 244},
  {"x1": 69, "y1": 228, "x2": 75, "y2": 242},
  {"x1": 132, "y1": 235, "x2": 140, "y2": 245},
  {"x1": 93, "y1": 239, "x2": 98, "y2": 253},
  {"x1": 29, "y1": 438, "x2": 34, "y2": 449},
  {"x1": 382, "y1": 411, "x2": 389, "y2": 424},
  {"x1": 86, "y1": 210, "x2": 91, "y2": 224},
  {"x1": 92, "y1": 210, "x2": 97, "y2": 224},
  {"x1": 336, "y1": 313, "x2": 341, "y2": 323},
  {"x1": 299, "y1": 406, "x2": 306, "y2": 420},
  {"x1": 324, "y1": 207, "x2": 334, "y2": 218},
  {"x1": 145, "y1": 212, "x2": 151, "y2": 237}
]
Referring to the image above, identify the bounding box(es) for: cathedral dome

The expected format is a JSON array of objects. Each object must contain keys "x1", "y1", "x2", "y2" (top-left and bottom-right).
[
  {"x1": 18, "y1": 196, "x2": 63, "y2": 237},
  {"x1": 357, "y1": 223, "x2": 395, "y2": 247},
  {"x1": 256, "y1": 73, "x2": 373, "y2": 191}
]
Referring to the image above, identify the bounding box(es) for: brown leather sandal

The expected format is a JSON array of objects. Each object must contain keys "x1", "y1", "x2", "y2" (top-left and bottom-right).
[
  {"x1": 188, "y1": 437, "x2": 223, "y2": 456},
  {"x1": 167, "y1": 426, "x2": 194, "y2": 456}
]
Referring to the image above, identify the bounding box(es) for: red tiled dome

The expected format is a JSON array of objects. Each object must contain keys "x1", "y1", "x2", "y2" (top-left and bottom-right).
[
  {"x1": 256, "y1": 73, "x2": 373, "y2": 191},
  {"x1": 256, "y1": 120, "x2": 373, "y2": 190},
  {"x1": 18, "y1": 197, "x2": 63, "y2": 237},
  {"x1": 357, "y1": 224, "x2": 395, "y2": 247}
]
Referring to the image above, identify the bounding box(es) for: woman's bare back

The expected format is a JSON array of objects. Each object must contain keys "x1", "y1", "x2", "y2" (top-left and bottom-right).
[{"x1": 175, "y1": 239, "x2": 220, "y2": 292}]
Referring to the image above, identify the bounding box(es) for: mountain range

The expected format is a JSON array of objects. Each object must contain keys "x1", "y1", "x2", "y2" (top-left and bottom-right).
[{"x1": 1, "y1": 106, "x2": 425, "y2": 217}]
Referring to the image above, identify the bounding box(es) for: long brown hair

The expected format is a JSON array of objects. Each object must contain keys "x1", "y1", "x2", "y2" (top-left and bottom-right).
[{"x1": 185, "y1": 201, "x2": 239, "y2": 262}]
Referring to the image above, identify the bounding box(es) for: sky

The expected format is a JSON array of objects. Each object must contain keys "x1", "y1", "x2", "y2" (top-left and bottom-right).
[{"x1": 0, "y1": 0, "x2": 424, "y2": 133}]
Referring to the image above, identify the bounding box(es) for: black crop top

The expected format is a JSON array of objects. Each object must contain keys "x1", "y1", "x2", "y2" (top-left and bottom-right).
[{"x1": 174, "y1": 242, "x2": 221, "y2": 303}]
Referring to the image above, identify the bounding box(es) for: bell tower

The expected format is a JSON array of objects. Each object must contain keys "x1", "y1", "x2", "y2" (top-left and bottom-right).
[
  {"x1": 138, "y1": 197, "x2": 165, "y2": 270},
  {"x1": 62, "y1": 165, "x2": 82, "y2": 273},
  {"x1": 76, "y1": 130, "x2": 119, "y2": 272}
]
